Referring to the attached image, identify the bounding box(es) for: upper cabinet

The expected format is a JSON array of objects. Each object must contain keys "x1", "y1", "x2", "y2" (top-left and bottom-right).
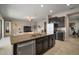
[{"x1": 49, "y1": 16, "x2": 65, "y2": 27}]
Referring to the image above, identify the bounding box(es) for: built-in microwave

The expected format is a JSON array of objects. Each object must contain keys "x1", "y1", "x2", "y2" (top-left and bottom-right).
[{"x1": 24, "y1": 26, "x2": 32, "y2": 32}]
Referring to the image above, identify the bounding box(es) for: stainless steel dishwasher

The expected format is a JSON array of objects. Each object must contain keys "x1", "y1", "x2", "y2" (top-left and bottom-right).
[{"x1": 17, "y1": 40, "x2": 36, "y2": 55}]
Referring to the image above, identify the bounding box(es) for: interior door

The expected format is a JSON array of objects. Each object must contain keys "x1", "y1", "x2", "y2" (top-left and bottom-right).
[{"x1": 0, "y1": 20, "x2": 2, "y2": 39}]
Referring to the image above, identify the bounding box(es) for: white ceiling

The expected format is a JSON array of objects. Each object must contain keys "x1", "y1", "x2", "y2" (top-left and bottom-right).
[
  {"x1": 70, "y1": 14, "x2": 79, "y2": 20},
  {"x1": 0, "y1": 4, "x2": 79, "y2": 21}
]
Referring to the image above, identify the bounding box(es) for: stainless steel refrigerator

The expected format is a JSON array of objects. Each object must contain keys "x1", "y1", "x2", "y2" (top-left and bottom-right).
[
  {"x1": 0, "y1": 20, "x2": 2, "y2": 39},
  {"x1": 47, "y1": 23, "x2": 54, "y2": 34}
]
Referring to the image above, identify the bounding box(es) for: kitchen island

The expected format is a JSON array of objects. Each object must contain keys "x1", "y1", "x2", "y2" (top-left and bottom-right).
[{"x1": 11, "y1": 32, "x2": 55, "y2": 55}]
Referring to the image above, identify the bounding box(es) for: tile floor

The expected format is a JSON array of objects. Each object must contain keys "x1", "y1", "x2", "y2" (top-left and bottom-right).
[
  {"x1": 44, "y1": 37, "x2": 79, "y2": 55},
  {"x1": 0, "y1": 37, "x2": 79, "y2": 55},
  {"x1": 0, "y1": 37, "x2": 13, "y2": 55}
]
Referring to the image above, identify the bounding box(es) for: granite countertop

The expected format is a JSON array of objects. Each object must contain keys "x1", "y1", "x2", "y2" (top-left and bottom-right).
[{"x1": 11, "y1": 32, "x2": 52, "y2": 44}]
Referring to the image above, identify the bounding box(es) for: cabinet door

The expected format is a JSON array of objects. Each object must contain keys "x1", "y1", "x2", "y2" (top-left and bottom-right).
[
  {"x1": 53, "y1": 38, "x2": 55, "y2": 46},
  {"x1": 48, "y1": 35, "x2": 55, "y2": 48},
  {"x1": 48, "y1": 35, "x2": 53, "y2": 48},
  {"x1": 51, "y1": 35, "x2": 55, "y2": 47},
  {"x1": 36, "y1": 38, "x2": 43, "y2": 55},
  {"x1": 42, "y1": 37, "x2": 48, "y2": 53},
  {"x1": 49, "y1": 38, "x2": 53, "y2": 48}
]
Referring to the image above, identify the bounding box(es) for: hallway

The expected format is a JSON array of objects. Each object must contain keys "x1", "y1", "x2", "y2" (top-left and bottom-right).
[{"x1": 44, "y1": 37, "x2": 79, "y2": 55}]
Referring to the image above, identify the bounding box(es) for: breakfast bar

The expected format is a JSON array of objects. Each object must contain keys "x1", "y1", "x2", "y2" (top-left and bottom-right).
[{"x1": 11, "y1": 33, "x2": 55, "y2": 55}]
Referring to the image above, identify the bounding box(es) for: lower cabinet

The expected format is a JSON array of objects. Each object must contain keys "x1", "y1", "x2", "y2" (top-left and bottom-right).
[
  {"x1": 49, "y1": 35, "x2": 55, "y2": 48},
  {"x1": 36, "y1": 38, "x2": 43, "y2": 55},
  {"x1": 36, "y1": 36, "x2": 49, "y2": 55},
  {"x1": 42, "y1": 36, "x2": 48, "y2": 53},
  {"x1": 48, "y1": 35, "x2": 53, "y2": 48},
  {"x1": 53, "y1": 37, "x2": 55, "y2": 46},
  {"x1": 36, "y1": 35, "x2": 55, "y2": 55},
  {"x1": 14, "y1": 34, "x2": 55, "y2": 55}
]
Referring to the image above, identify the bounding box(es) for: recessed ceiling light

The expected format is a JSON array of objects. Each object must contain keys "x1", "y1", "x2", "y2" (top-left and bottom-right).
[
  {"x1": 66, "y1": 4, "x2": 70, "y2": 6},
  {"x1": 49, "y1": 10, "x2": 53, "y2": 13},
  {"x1": 41, "y1": 5, "x2": 44, "y2": 7}
]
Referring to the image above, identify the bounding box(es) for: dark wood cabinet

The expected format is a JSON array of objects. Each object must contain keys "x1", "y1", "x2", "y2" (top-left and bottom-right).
[
  {"x1": 52, "y1": 36, "x2": 55, "y2": 46},
  {"x1": 49, "y1": 16, "x2": 65, "y2": 27},
  {"x1": 48, "y1": 35, "x2": 53, "y2": 48},
  {"x1": 48, "y1": 35, "x2": 55, "y2": 48},
  {"x1": 13, "y1": 34, "x2": 55, "y2": 55},
  {"x1": 36, "y1": 35, "x2": 55, "y2": 55},
  {"x1": 36, "y1": 38, "x2": 43, "y2": 55},
  {"x1": 42, "y1": 36, "x2": 48, "y2": 53},
  {"x1": 36, "y1": 37, "x2": 48, "y2": 55}
]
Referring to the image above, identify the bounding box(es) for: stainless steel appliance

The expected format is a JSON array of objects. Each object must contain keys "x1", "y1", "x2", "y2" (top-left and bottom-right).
[{"x1": 47, "y1": 23, "x2": 54, "y2": 34}]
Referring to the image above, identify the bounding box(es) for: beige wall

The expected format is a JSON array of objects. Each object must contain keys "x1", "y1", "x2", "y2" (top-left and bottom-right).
[
  {"x1": 36, "y1": 16, "x2": 48, "y2": 33},
  {"x1": 11, "y1": 20, "x2": 30, "y2": 35},
  {"x1": 11, "y1": 16, "x2": 48, "y2": 35}
]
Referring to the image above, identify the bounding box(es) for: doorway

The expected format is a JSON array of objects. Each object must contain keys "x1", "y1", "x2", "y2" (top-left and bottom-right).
[{"x1": 68, "y1": 12, "x2": 79, "y2": 38}]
